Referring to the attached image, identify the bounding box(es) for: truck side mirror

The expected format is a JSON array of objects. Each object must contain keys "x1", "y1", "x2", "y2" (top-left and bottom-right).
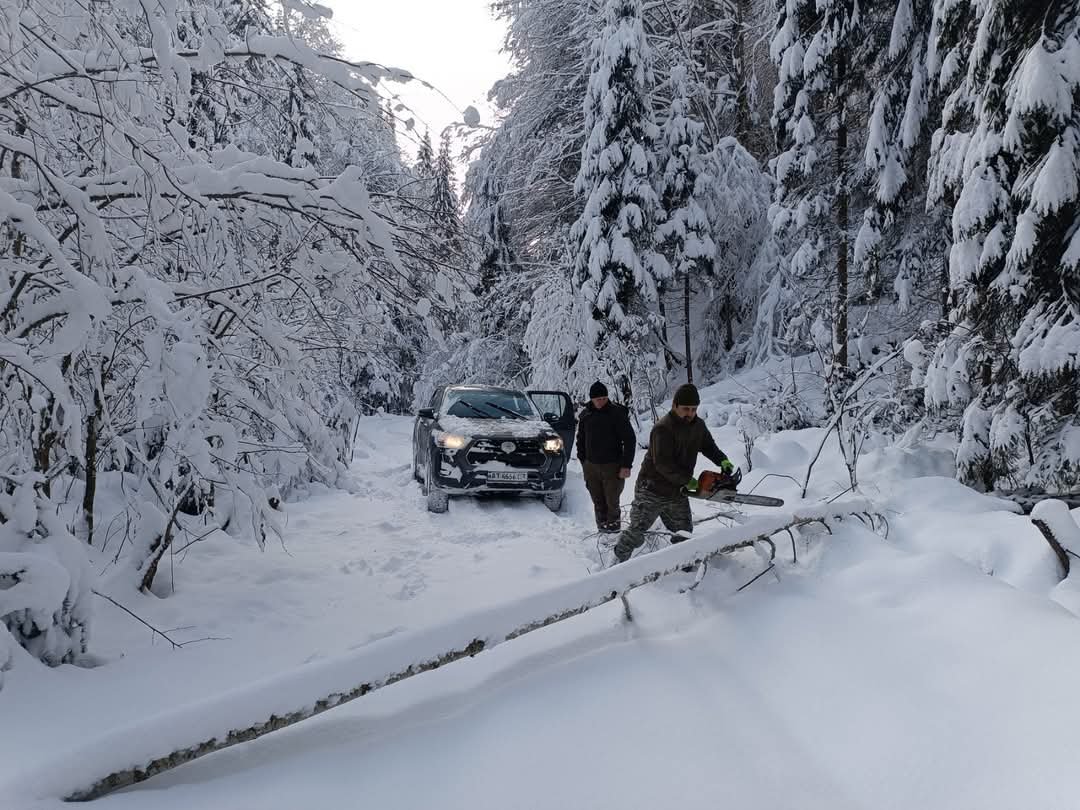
[{"x1": 418, "y1": 408, "x2": 436, "y2": 419}]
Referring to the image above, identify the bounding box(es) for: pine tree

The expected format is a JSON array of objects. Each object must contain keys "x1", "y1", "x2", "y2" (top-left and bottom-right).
[
  {"x1": 474, "y1": 174, "x2": 522, "y2": 333},
  {"x1": 570, "y1": 0, "x2": 668, "y2": 396},
  {"x1": 658, "y1": 64, "x2": 716, "y2": 383},
  {"x1": 855, "y1": 0, "x2": 950, "y2": 327},
  {"x1": 415, "y1": 130, "x2": 435, "y2": 180},
  {"x1": 922, "y1": 0, "x2": 1080, "y2": 491},
  {"x1": 769, "y1": 0, "x2": 866, "y2": 374},
  {"x1": 432, "y1": 131, "x2": 460, "y2": 231},
  {"x1": 476, "y1": 176, "x2": 515, "y2": 289}
]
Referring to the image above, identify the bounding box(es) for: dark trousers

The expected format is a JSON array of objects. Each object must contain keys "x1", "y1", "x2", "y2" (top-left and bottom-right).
[
  {"x1": 582, "y1": 461, "x2": 625, "y2": 530},
  {"x1": 613, "y1": 484, "x2": 693, "y2": 561}
]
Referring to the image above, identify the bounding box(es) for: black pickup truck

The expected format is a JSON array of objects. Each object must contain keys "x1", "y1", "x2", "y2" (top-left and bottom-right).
[{"x1": 412, "y1": 385, "x2": 576, "y2": 513}]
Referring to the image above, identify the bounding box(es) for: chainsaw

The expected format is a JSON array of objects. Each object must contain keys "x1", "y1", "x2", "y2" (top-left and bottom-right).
[{"x1": 683, "y1": 468, "x2": 785, "y2": 508}]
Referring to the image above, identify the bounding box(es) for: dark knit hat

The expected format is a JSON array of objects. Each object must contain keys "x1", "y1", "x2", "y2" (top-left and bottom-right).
[
  {"x1": 589, "y1": 381, "x2": 608, "y2": 399},
  {"x1": 673, "y1": 383, "x2": 700, "y2": 407}
]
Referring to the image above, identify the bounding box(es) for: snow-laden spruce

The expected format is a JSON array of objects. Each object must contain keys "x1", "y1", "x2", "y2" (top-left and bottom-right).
[
  {"x1": 856, "y1": 0, "x2": 950, "y2": 330},
  {"x1": 569, "y1": 0, "x2": 669, "y2": 400},
  {"x1": 656, "y1": 64, "x2": 715, "y2": 383},
  {"x1": 769, "y1": 0, "x2": 866, "y2": 374},
  {"x1": 922, "y1": 0, "x2": 1080, "y2": 491}
]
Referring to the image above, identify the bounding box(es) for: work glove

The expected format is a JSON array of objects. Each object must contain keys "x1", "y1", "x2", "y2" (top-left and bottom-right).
[
  {"x1": 685, "y1": 475, "x2": 699, "y2": 493},
  {"x1": 720, "y1": 459, "x2": 735, "y2": 475}
]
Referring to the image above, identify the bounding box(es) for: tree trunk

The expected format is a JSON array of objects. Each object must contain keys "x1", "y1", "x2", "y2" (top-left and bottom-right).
[
  {"x1": 834, "y1": 51, "x2": 849, "y2": 370},
  {"x1": 11, "y1": 117, "x2": 25, "y2": 259},
  {"x1": 941, "y1": 243, "x2": 950, "y2": 318},
  {"x1": 658, "y1": 281, "x2": 671, "y2": 370},
  {"x1": 723, "y1": 293, "x2": 735, "y2": 351},
  {"x1": 683, "y1": 269, "x2": 693, "y2": 383},
  {"x1": 733, "y1": 0, "x2": 752, "y2": 143},
  {"x1": 33, "y1": 355, "x2": 73, "y2": 499},
  {"x1": 138, "y1": 488, "x2": 189, "y2": 594},
  {"x1": 33, "y1": 390, "x2": 62, "y2": 499},
  {"x1": 81, "y1": 383, "x2": 101, "y2": 545}
]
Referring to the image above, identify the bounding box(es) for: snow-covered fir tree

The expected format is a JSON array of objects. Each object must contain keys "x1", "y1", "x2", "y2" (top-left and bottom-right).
[
  {"x1": 769, "y1": 0, "x2": 867, "y2": 374},
  {"x1": 416, "y1": 130, "x2": 435, "y2": 183},
  {"x1": 700, "y1": 136, "x2": 771, "y2": 372},
  {"x1": 657, "y1": 64, "x2": 716, "y2": 383},
  {"x1": 473, "y1": 175, "x2": 521, "y2": 326},
  {"x1": 432, "y1": 132, "x2": 462, "y2": 236},
  {"x1": 923, "y1": 0, "x2": 1080, "y2": 491},
  {"x1": 855, "y1": 0, "x2": 951, "y2": 339},
  {"x1": 570, "y1": 0, "x2": 669, "y2": 402}
]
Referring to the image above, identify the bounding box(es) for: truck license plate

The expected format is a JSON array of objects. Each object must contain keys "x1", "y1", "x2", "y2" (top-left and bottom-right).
[{"x1": 488, "y1": 471, "x2": 528, "y2": 482}]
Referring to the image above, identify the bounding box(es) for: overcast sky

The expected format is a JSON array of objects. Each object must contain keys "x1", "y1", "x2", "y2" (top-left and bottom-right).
[{"x1": 322, "y1": 0, "x2": 513, "y2": 160}]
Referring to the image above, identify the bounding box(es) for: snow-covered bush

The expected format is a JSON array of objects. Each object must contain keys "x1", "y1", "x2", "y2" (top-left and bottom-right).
[
  {"x1": 0, "y1": 0, "x2": 470, "y2": 670},
  {"x1": 0, "y1": 483, "x2": 92, "y2": 673}
]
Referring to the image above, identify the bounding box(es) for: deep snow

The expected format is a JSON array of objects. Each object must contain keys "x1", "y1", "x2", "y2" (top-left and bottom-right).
[{"x1": 4, "y1": 375, "x2": 1080, "y2": 809}]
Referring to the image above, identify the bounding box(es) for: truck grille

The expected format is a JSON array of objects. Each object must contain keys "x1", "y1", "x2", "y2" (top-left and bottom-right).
[{"x1": 467, "y1": 438, "x2": 545, "y2": 468}]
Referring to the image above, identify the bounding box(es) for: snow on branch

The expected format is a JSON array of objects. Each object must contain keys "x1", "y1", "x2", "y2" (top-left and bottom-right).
[{"x1": 0, "y1": 0, "x2": 462, "y2": 670}]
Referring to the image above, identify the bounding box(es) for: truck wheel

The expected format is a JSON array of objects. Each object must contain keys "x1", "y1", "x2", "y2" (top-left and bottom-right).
[
  {"x1": 427, "y1": 487, "x2": 449, "y2": 513},
  {"x1": 543, "y1": 491, "x2": 564, "y2": 513}
]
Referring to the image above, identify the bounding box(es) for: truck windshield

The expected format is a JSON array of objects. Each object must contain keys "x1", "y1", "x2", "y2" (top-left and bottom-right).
[{"x1": 443, "y1": 390, "x2": 538, "y2": 419}]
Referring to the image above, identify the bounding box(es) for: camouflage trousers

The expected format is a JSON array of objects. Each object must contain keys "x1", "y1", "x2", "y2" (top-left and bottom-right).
[{"x1": 613, "y1": 485, "x2": 692, "y2": 562}]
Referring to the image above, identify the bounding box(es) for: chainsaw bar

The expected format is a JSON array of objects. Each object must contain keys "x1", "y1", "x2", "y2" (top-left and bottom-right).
[{"x1": 693, "y1": 489, "x2": 785, "y2": 508}]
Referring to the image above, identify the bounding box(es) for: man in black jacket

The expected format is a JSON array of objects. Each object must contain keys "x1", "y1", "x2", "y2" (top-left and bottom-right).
[
  {"x1": 576, "y1": 381, "x2": 636, "y2": 533},
  {"x1": 612, "y1": 383, "x2": 733, "y2": 563}
]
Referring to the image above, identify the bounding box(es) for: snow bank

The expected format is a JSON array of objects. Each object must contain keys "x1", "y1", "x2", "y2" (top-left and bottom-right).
[{"x1": 884, "y1": 477, "x2": 1061, "y2": 594}]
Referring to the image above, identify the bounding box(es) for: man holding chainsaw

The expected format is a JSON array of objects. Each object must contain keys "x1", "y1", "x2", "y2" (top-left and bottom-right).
[{"x1": 611, "y1": 383, "x2": 735, "y2": 564}]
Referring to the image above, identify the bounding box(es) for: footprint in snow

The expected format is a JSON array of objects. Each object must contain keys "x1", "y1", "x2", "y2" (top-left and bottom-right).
[
  {"x1": 340, "y1": 559, "x2": 370, "y2": 575},
  {"x1": 379, "y1": 555, "x2": 406, "y2": 573}
]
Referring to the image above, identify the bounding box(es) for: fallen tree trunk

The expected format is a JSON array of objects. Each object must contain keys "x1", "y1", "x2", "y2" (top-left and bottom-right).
[
  {"x1": 1030, "y1": 500, "x2": 1080, "y2": 580},
  {"x1": 12, "y1": 499, "x2": 872, "y2": 804},
  {"x1": 994, "y1": 488, "x2": 1080, "y2": 515}
]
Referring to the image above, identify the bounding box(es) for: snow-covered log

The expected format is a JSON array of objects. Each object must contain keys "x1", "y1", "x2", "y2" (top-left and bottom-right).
[
  {"x1": 997, "y1": 490, "x2": 1080, "y2": 515},
  {"x1": 9, "y1": 500, "x2": 873, "y2": 803},
  {"x1": 1030, "y1": 500, "x2": 1080, "y2": 579}
]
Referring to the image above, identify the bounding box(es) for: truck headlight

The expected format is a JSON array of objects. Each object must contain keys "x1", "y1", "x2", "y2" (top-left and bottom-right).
[
  {"x1": 435, "y1": 432, "x2": 467, "y2": 449},
  {"x1": 543, "y1": 436, "x2": 564, "y2": 453}
]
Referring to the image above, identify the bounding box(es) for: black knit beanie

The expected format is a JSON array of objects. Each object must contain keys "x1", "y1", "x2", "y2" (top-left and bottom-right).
[
  {"x1": 673, "y1": 383, "x2": 700, "y2": 407},
  {"x1": 589, "y1": 381, "x2": 608, "y2": 399}
]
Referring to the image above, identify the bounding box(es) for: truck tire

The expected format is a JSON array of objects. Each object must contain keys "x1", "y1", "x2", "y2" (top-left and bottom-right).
[{"x1": 427, "y1": 487, "x2": 449, "y2": 513}]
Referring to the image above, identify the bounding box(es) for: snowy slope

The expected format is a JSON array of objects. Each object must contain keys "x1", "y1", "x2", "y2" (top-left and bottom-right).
[{"x1": 4, "y1": 390, "x2": 1080, "y2": 809}]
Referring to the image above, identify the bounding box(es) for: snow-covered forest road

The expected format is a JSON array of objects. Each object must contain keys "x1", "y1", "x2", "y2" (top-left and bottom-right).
[
  {"x1": 5, "y1": 0, "x2": 1080, "y2": 804},
  {"x1": 6, "y1": 399, "x2": 1080, "y2": 809}
]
